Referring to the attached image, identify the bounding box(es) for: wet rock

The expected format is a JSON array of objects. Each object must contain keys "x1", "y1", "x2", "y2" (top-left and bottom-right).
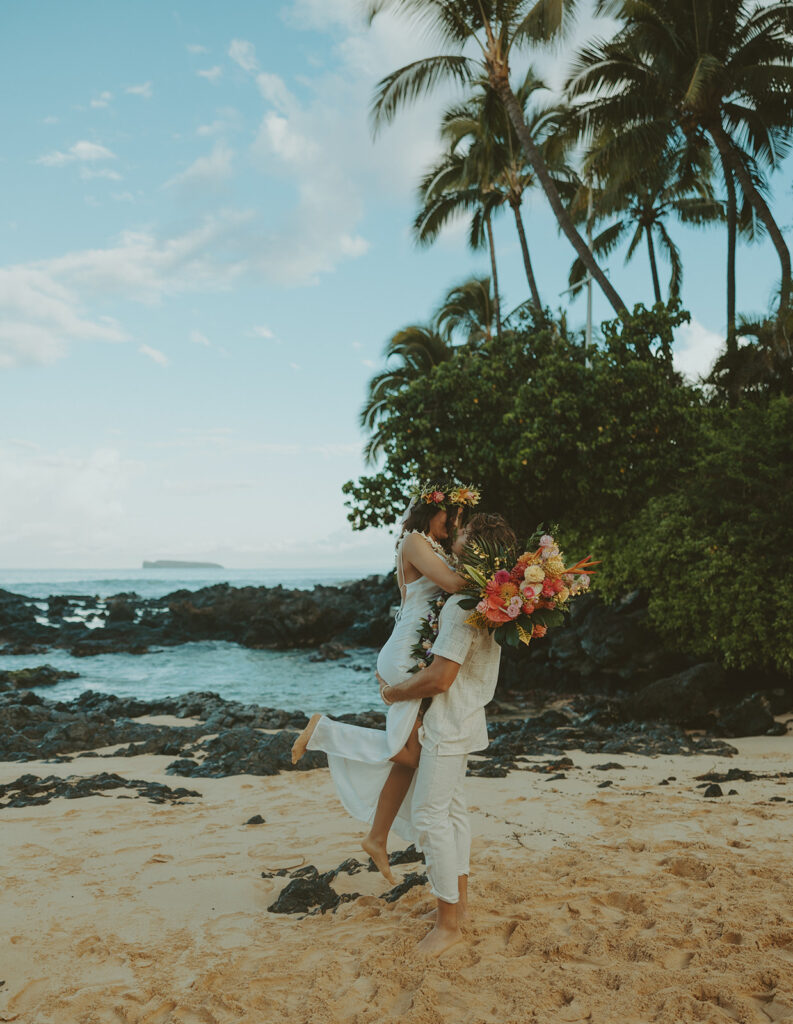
[
  {"x1": 703, "y1": 784, "x2": 723, "y2": 798},
  {"x1": 244, "y1": 814, "x2": 265, "y2": 825},
  {"x1": 166, "y1": 726, "x2": 327, "y2": 778},
  {"x1": 623, "y1": 662, "x2": 725, "y2": 728},
  {"x1": 0, "y1": 664, "x2": 80, "y2": 690},
  {"x1": 381, "y1": 871, "x2": 428, "y2": 903},
  {"x1": 268, "y1": 876, "x2": 341, "y2": 914},
  {"x1": 0, "y1": 771, "x2": 201, "y2": 809},
  {"x1": 309, "y1": 642, "x2": 348, "y2": 662},
  {"x1": 717, "y1": 694, "x2": 775, "y2": 738},
  {"x1": 366, "y1": 845, "x2": 424, "y2": 872}
]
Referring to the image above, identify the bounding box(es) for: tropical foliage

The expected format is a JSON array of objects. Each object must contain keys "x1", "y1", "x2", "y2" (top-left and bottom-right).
[{"x1": 346, "y1": 1, "x2": 793, "y2": 674}]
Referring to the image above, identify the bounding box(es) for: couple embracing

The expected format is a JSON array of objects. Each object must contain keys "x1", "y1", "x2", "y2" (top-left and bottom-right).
[{"x1": 292, "y1": 486, "x2": 516, "y2": 957}]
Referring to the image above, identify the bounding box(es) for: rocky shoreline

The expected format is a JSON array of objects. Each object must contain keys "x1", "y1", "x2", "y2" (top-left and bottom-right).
[{"x1": 2, "y1": 577, "x2": 792, "y2": 737}]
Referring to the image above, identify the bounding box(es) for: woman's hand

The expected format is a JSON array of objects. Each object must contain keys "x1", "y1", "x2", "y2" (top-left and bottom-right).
[{"x1": 377, "y1": 671, "x2": 394, "y2": 705}]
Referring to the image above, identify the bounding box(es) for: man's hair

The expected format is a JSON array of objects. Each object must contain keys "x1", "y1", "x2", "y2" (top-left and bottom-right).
[{"x1": 465, "y1": 512, "x2": 517, "y2": 553}]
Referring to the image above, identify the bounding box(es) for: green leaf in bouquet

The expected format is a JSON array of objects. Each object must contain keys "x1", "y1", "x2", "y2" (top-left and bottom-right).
[
  {"x1": 457, "y1": 597, "x2": 480, "y2": 610},
  {"x1": 532, "y1": 609, "x2": 565, "y2": 629},
  {"x1": 462, "y1": 565, "x2": 489, "y2": 589}
]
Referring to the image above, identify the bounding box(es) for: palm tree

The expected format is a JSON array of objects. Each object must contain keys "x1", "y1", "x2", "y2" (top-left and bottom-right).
[
  {"x1": 567, "y1": 148, "x2": 723, "y2": 305},
  {"x1": 435, "y1": 275, "x2": 499, "y2": 344},
  {"x1": 368, "y1": 0, "x2": 629, "y2": 317},
  {"x1": 360, "y1": 276, "x2": 497, "y2": 463},
  {"x1": 360, "y1": 325, "x2": 452, "y2": 464},
  {"x1": 435, "y1": 72, "x2": 562, "y2": 309},
  {"x1": 566, "y1": 0, "x2": 793, "y2": 338},
  {"x1": 414, "y1": 147, "x2": 505, "y2": 338}
]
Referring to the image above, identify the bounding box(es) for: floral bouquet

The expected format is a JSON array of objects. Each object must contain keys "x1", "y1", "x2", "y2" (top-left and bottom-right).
[{"x1": 458, "y1": 532, "x2": 598, "y2": 648}]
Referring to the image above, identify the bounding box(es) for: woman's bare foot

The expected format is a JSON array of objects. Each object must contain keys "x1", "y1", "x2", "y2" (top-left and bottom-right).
[
  {"x1": 291, "y1": 714, "x2": 321, "y2": 764},
  {"x1": 361, "y1": 834, "x2": 395, "y2": 885},
  {"x1": 416, "y1": 924, "x2": 463, "y2": 958}
]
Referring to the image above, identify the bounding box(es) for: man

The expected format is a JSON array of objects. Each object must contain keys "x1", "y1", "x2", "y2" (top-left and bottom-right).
[{"x1": 378, "y1": 512, "x2": 516, "y2": 957}]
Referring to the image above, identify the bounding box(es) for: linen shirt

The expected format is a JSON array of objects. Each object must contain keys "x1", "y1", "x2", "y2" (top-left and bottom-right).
[{"x1": 418, "y1": 594, "x2": 502, "y2": 755}]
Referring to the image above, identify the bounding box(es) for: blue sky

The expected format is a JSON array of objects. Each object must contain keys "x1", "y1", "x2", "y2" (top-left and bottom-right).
[{"x1": 1, "y1": 0, "x2": 791, "y2": 569}]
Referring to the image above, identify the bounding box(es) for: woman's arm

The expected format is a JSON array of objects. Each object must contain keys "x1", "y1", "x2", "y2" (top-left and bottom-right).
[{"x1": 402, "y1": 533, "x2": 465, "y2": 592}]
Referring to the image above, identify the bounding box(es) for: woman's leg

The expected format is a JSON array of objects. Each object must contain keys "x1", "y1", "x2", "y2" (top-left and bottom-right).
[{"x1": 361, "y1": 715, "x2": 422, "y2": 883}]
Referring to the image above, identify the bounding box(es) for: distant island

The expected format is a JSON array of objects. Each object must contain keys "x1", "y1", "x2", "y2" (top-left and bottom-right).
[{"x1": 142, "y1": 560, "x2": 224, "y2": 569}]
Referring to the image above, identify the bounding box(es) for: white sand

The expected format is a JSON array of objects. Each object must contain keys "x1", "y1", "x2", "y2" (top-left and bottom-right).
[{"x1": 1, "y1": 725, "x2": 792, "y2": 1023}]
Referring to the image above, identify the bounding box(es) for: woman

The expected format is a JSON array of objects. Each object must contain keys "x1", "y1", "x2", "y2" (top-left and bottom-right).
[{"x1": 291, "y1": 486, "x2": 477, "y2": 882}]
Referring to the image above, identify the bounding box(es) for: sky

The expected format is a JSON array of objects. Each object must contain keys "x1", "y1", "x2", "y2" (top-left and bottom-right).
[{"x1": 1, "y1": 0, "x2": 791, "y2": 570}]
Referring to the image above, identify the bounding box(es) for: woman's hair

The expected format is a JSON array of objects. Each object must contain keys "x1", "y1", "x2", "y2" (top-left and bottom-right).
[
  {"x1": 465, "y1": 512, "x2": 518, "y2": 553},
  {"x1": 401, "y1": 502, "x2": 448, "y2": 544}
]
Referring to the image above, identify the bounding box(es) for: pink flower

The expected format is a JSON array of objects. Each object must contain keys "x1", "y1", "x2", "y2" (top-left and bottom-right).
[
  {"x1": 539, "y1": 534, "x2": 554, "y2": 548},
  {"x1": 431, "y1": 490, "x2": 445, "y2": 504},
  {"x1": 476, "y1": 599, "x2": 488, "y2": 614},
  {"x1": 506, "y1": 603, "x2": 520, "y2": 619},
  {"x1": 542, "y1": 579, "x2": 556, "y2": 597},
  {"x1": 532, "y1": 624, "x2": 548, "y2": 639},
  {"x1": 494, "y1": 569, "x2": 511, "y2": 585}
]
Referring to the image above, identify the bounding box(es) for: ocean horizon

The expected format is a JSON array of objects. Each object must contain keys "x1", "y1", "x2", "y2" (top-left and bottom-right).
[{"x1": 0, "y1": 566, "x2": 391, "y2": 602}]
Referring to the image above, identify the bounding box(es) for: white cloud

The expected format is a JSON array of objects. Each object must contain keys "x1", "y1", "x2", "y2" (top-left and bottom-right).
[
  {"x1": 187, "y1": 43, "x2": 209, "y2": 54},
  {"x1": 251, "y1": 324, "x2": 275, "y2": 339},
  {"x1": 140, "y1": 344, "x2": 169, "y2": 366},
  {"x1": 673, "y1": 319, "x2": 725, "y2": 380},
  {"x1": 42, "y1": 115, "x2": 59, "y2": 124},
  {"x1": 362, "y1": 358, "x2": 375, "y2": 368},
  {"x1": 80, "y1": 167, "x2": 122, "y2": 181},
  {"x1": 190, "y1": 330, "x2": 211, "y2": 346},
  {"x1": 37, "y1": 140, "x2": 117, "y2": 166},
  {"x1": 90, "y1": 91, "x2": 113, "y2": 109},
  {"x1": 197, "y1": 66, "x2": 223, "y2": 84},
  {"x1": 256, "y1": 72, "x2": 295, "y2": 113},
  {"x1": 39, "y1": 208, "x2": 255, "y2": 303},
  {"x1": 112, "y1": 191, "x2": 136, "y2": 202},
  {"x1": 290, "y1": 362, "x2": 301, "y2": 370},
  {"x1": 197, "y1": 107, "x2": 242, "y2": 136},
  {"x1": 164, "y1": 142, "x2": 234, "y2": 190},
  {"x1": 228, "y1": 38, "x2": 258, "y2": 72},
  {"x1": 0, "y1": 265, "x2": 126, "y2": 369},
  {"x1": 126, "y1": 81, "x2": 153, "y2": 99}
]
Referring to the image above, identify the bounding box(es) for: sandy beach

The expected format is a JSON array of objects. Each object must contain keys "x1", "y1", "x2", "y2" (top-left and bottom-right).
[{"x1": 2, "y1": 715, "x2": 792, "y2": 1024}]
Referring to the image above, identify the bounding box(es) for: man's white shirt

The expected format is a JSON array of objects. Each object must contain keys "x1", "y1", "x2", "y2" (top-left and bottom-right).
[{"x1": 418, "y1": 594, "x2": 502, "y2": 755}]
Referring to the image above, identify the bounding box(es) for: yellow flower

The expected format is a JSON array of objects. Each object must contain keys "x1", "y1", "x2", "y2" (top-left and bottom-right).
[
  {"x1": 545, "y1": 555, "x2": 565, "y2": 578},
  {"x1": 558, "y1": 586, "x2": 570, "y2": 602},
  {"x1": 523, "y1": 565, "x2": 544, "y2": 583}
]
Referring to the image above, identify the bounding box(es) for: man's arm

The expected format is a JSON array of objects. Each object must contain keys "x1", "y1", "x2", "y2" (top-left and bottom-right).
[{"x1": 379, "y1": 656, "x2": 460, "y2": 704}]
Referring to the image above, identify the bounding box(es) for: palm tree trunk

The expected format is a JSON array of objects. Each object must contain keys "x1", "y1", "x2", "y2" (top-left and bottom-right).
[
  {"x1": 490, "y1": 70, "x2": 628, "y2": 317},
  {"x1": 723, "y1": 162, "x2": 737, "y2": 354},
  {"x1": 510, "y1": 197, "x2": 542, "y2": 308},
  {"x1": 710, "y1": 121, "x2": 791, "y2": 343},
  {"x1": 645, "y1": 225, "x2": 662, "y2": 304},
  {"x1": 485, "y1": 212, "x2": 503, "y2": 342}
]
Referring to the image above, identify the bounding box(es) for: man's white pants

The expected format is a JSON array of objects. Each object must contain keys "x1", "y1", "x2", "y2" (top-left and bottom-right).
[{"x1": 411, "y1": 747, "x2": 470, "y2": 904}]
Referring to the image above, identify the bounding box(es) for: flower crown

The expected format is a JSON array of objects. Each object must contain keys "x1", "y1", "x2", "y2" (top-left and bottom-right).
[{"x1": 413, "y1": 482, "x2": 481, "y2": 510}]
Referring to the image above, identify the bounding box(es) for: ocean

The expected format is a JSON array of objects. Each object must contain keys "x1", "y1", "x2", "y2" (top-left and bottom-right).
[{"x1": 0, "y1": 567, "x2": 388, "y2": 715}]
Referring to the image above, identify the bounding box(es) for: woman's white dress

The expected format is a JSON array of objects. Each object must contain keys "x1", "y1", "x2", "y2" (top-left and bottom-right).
[{"x1": 306, "y1": 539, "x2": 448, "y2": 844}]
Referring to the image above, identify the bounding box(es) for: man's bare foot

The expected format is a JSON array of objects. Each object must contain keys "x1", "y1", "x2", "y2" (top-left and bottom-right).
[
  {"x1": 291, "y1": 714, "x2": 321, "y2": 764},
  {"x1": 361, "y1": 834, "x2": 395, "y2": 885},
  {"x1": 419, "y1": 903, "x2": 469, "y2": 927},
  {"x1": 416, "y1": 924, "x2": 463, "y2": 958}
]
